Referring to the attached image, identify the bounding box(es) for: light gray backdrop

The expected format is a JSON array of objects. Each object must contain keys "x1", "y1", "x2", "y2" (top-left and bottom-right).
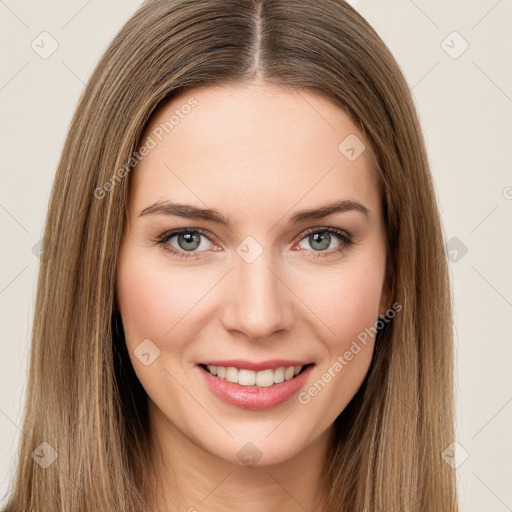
[{"x1": 1, "y1": 1, "x2": 511, "y2": 510}]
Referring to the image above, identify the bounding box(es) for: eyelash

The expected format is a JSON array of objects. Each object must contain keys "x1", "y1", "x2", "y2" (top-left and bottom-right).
[{"x1": 155, "y1": 227, "x2": 354, "y2": 260}]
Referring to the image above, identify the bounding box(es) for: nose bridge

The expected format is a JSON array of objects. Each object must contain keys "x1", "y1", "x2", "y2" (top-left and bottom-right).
[{"x1": 222, "y1": 242, "x2": 294, "y2": 340}]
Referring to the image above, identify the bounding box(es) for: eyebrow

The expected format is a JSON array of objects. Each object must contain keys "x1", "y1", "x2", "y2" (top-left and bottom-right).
[{"x1": 138, "y1": 199, "x2": 373, "y2": 225}]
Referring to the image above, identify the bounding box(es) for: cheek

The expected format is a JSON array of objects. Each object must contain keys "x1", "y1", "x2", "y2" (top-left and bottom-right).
[
  {"x1": 299, "y1": 258, "x2": 385, "y2": 343},
  {"x1": 294, "y1": 259, "x2": 384, "y2": 413},
  {"x1": 115, "y1": 248, "x2": 220, "y2": 352},
  {"x1": 115, "y1": 251, "x2": 214, "y2": 408},
  {"x1": 116, "y1": 262, "x2": 173, "y2": 345}
]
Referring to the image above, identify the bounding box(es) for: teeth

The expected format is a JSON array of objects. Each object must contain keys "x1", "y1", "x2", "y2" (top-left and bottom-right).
[
  {"x1": 205, "y1": 365, "x2": 304, "y2": 387},
  {"x1": 256, "y1": 369, "x2": 274, "y2": 387},
  {"x1": 225, "y1": 367, "x2": 239, "y2": 383},
  {"x1": 284, "y1": 367, "x2": 295, "y2": 380},
  {"x1": 273, "y1": 367, "x2": 284, "y2": 383},
  {"x1": 239, "y1": 369, "x2": 256, "y2": 386}
]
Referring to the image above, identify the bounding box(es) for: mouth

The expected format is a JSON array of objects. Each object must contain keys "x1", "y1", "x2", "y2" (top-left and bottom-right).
[
  {"x1": 198, "y1": 363, "x2": 314, "y2": 388},
  {"x1": 196, "y1": 361, "x2": 315, "y2": 410}
]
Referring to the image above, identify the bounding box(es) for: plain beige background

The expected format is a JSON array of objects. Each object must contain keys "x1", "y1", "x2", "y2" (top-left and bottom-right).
[{"x1": 1, "y1": 0, "x2": 511, "y2": 509}]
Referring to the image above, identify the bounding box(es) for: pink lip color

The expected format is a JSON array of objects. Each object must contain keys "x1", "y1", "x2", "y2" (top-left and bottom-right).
[{"x1": 198, "y1": 364, "x2": 314, "y2": 410}]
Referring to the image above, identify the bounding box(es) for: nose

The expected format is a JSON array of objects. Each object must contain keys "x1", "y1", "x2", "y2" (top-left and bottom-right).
[{"x1": 220, "y1": 248, "x2": 295, "y2": 341}]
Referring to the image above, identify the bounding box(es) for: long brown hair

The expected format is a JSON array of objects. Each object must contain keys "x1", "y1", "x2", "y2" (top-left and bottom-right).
[{"x1": 3, "y1": 0, "x2": 457, "y2": 510}]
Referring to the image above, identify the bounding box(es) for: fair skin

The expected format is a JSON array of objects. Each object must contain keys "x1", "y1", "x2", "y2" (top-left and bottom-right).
[{"x1": 116, "y1": 81, "x2": 390, "y2": 512}]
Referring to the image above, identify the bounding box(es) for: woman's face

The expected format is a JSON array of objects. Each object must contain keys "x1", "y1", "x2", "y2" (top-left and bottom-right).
[{"x1": 116, "y1": 81, "x2": 389, "y2": 467}]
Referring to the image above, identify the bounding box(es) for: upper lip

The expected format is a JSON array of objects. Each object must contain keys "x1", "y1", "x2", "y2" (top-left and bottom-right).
[{"x1": 198, "y1": 359, "x2": 313, "y2": 371}]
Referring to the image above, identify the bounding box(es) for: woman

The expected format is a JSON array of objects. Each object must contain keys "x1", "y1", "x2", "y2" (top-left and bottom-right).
[{"x1": 3, "y1": 0, "x2": 458, "y2": 510}]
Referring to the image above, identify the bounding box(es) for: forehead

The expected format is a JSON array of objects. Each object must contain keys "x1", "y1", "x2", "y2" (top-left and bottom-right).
[{"x1": 128, "y1": 82, "x2": 381, "y2": 223}]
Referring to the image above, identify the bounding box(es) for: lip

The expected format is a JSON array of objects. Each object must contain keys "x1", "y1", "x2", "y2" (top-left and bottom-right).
[
  {"x1": 197, "y1": 363, "x2": 315, "y2": 410},
  {"x1": 198, "y1": 359, "x2": 312, "y2": 371}
]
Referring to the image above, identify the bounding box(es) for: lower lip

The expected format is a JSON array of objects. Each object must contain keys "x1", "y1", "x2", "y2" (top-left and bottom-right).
[{"x1": 198, "y1": 364, "x2": 314, "y2": 410}]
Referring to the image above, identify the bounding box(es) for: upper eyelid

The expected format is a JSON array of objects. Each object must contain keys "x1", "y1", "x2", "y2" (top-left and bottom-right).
[{"x1": 159, "y1": 227, "x2": 217, "y2": 244}]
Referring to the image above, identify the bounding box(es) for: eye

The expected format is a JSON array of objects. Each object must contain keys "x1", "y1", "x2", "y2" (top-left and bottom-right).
[
  {"x1": 156, "y1": 228, "x2": 216, "y2": 259},
  {"x1": 295, "y1": 227, "x2": 354, "y2": 258},
  {"x1": 155, "y1": 226, "x2": 354, "y2": 259}
]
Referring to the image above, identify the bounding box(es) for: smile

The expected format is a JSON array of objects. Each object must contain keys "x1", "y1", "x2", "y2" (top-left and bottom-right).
[
  {"x1": 197, "y1": 362, "x2": 315, "y2": 409},
  {"x1": 203, "y1": 364, "x2": 305, "y2": 387}
]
